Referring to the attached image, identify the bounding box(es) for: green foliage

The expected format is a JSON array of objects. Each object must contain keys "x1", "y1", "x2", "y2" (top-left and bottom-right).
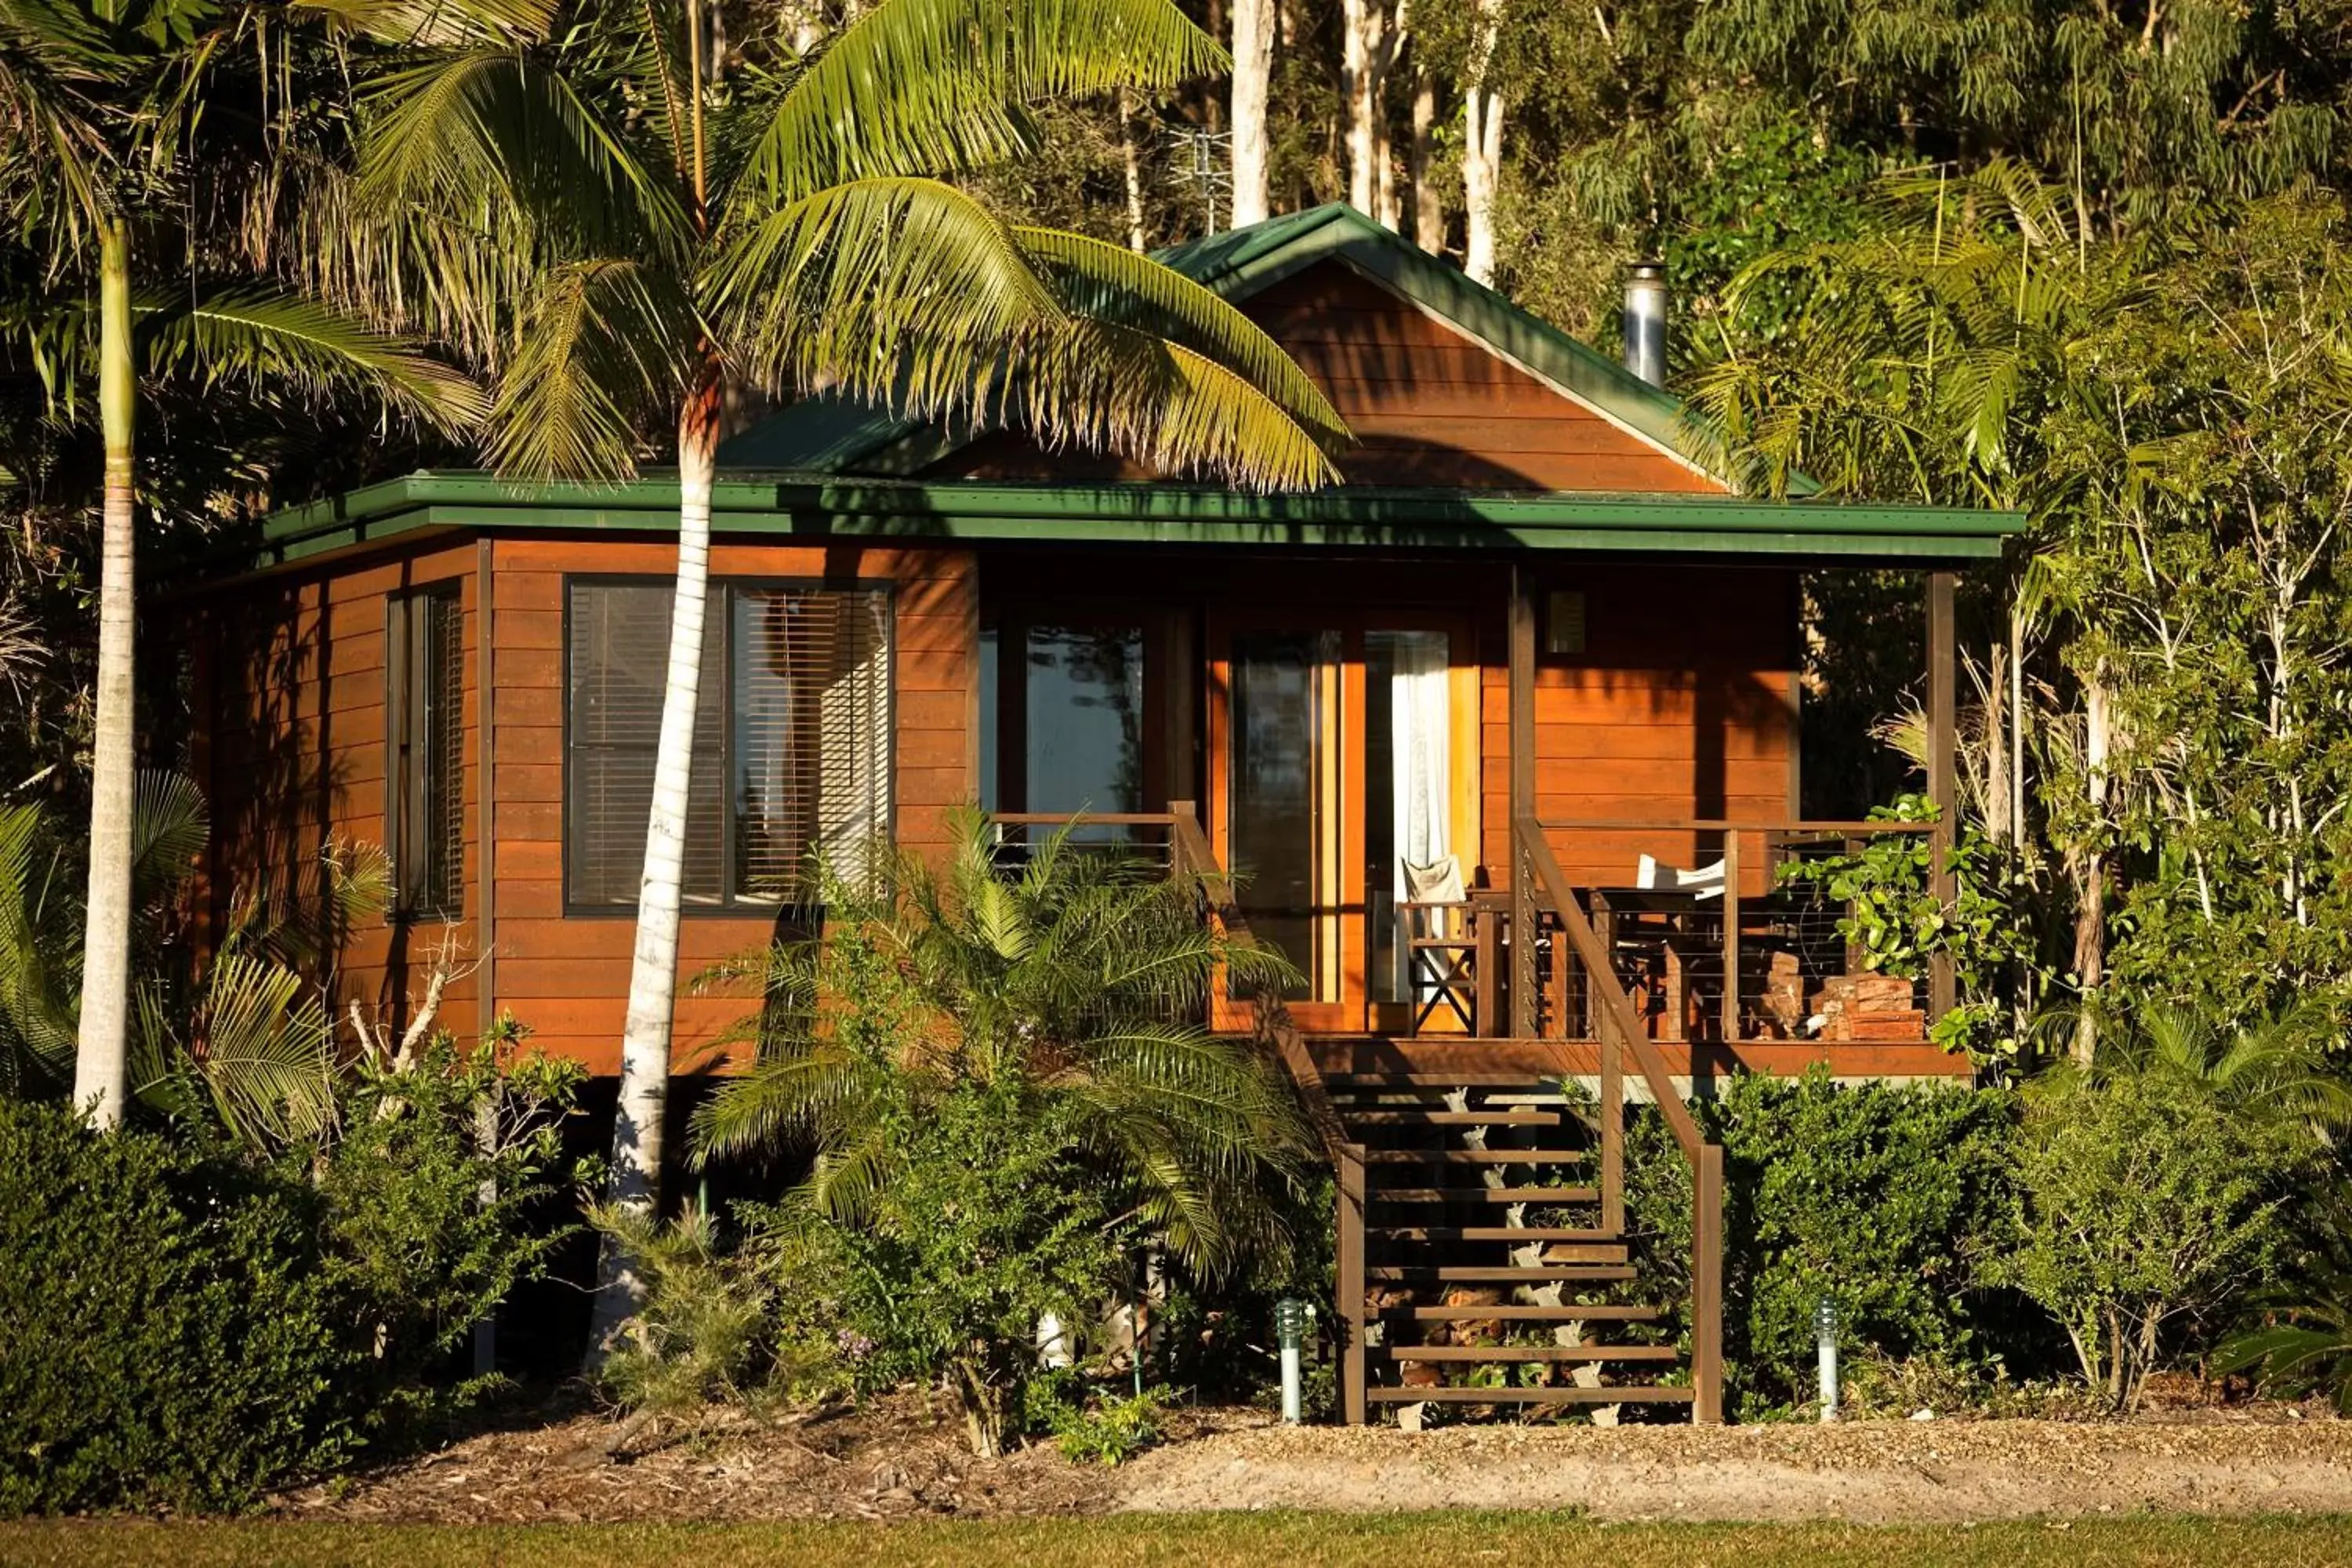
[
  {"x1": 0, "y1": 1036, "x2": 580, "y2": 1515},
  {"x1": 740, "y1": 1076, "x2": 1138, "y2": 1457},
  {"x1": 2215, "y1": 1194, "x2": 2352, "y2": 1415},
  {"x1": 693, "y1": 808, "x2": 1310, "y2": 1276},
  {"x1": 1023, "y1": 1371, "x2": 1170, "y2": 1466},
  {"x1": 1624, "y1": 1072, "x2": 2021, "y2": 1417},
  {"x1": 1777, "y1": 794, "x2": 2041, "y2": 1062},
  {"x1": 1986, "y1": 1067, "x2": 2303, "y2": 1410}
]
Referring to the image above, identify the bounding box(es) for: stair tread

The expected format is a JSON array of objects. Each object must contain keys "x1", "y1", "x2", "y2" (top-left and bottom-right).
[
  {"x1": 1379, "y1": 1345, "x2": 1680, "y2": 1363},
  {"x1": 1371, "y1": 1187, "x2": 1600, "y2": 1203},
  {"x1": 1368, "y1": 1386, "x2": 1696, "y2": 1405},
  {"x1": 1369, "y1": 1227, "x2": 1623, "y2": 1245},
  {"x1": 1367, "y1": 1265, "x2": 1638, "y2": 1283},
  {"x1": 1341, "y1": 1110, "x2": 1560, "y2": 1126},
  {"x1": 1385, "y1": 1305, "x2": 1664, "y2": 1322},
  {"x1": 1363, "y1": 1149, "x2": 1590, "y2": 1163}
]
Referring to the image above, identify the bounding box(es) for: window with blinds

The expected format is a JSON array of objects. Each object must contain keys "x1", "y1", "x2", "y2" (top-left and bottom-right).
[
  {"x1": 387, "y1": 583, "x2": 465, "y2": 917},
  {"x1": 564, "y1": 578, "x2": 892, "y2": 911}
]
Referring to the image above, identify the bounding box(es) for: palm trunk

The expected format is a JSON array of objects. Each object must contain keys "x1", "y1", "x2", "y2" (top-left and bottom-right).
[
  {"x1": 1341, "y1": 0, "x2": 1374, "y2": 215},
  {"x1": 1229, "y1": 0, "x2": 1272, "y2": 227},
  {"x1": 74, "y1": 216, "x2": 136, "y2": 1131},
  {"x1": 587, "y1": 364, "x2": 722, "y2": 1356}
]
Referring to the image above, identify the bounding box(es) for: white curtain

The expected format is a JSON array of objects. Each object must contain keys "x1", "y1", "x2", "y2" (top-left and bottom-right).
[{"x1": 1388, "y1": 632, "x2": 1451, "y2": 1001}]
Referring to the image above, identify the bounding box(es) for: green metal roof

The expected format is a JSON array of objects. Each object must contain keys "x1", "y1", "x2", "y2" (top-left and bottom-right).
[
  {"x1": 713, "y1": 202, "x2": 1747, "y2": 485},
  {"x1": 241, "y1": 471, "x2": 2020, "y2": 577}
]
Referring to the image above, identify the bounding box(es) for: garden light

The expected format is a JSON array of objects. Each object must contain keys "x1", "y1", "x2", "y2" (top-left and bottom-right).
[
  {"x1": 1275, "y1": 1298, "x2": 1311, "y2": 1424},
  {"x1": 1817, "y1": 1298, "x2": 1840, "y2": 1422}
]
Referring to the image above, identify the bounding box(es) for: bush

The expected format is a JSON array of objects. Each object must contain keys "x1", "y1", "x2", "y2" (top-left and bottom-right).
[
  {"x1": 0, "y1": 1101, "x2": 355, "y2": 1515},
  {"x1": 0, "y1": 1041, "x2": 579, "y2": 1515},
  {"x1": 1987, "y1": 1067, "x2": 2300, "y2": 1409},
  {"x1": 1024, "y1": 1371, "x2": 1171, "y2": 1465},
  {"x1": 1625, "y1": 1071, "x2": 2023, "y2": 1417}
]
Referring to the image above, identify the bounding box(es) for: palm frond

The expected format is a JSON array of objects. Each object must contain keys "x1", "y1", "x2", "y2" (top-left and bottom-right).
[
  {"x1": 188, "y1": 950, "x2": 339, "y2": 1148},
  {"x1": 485, "y1": 256, "x2": 699, "y2": 479},
  {"x1": 292, "y1": 0, "x2": 554, "y2": 48},
  {"x1": 357, "y1": 49, "x2": 688, "y2": 261},
  {"x1": 740, "y1": 0, "x2": 1221, "y2": 201},
  {"x1": 129, "y1": 768, "x2": 208, "y2": 898},
  {"x1": 144, "y1": 286, "x2": 488, "y2": 436},
  {"x1": 1013, "y1": 227, "x2": 1348, "y2": 448}
]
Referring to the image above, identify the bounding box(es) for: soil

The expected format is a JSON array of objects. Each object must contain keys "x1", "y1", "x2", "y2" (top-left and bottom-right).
[{"x1": 274, "y1": 1390, "x2": 2352, "y2": 1526}]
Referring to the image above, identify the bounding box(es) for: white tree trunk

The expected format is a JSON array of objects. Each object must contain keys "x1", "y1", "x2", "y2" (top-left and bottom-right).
[
  {"x1": 74, "y1": 216, "x2": 136, "y2": 1131},
  {"x1": 1341, "y1": 0, "x2": 1375, "y2": 215},
  {"x1": 1120, "y1": 91, "x2": 1151, "y2": 249},
  {"x1": 1229, "y1": 0, "x2": 1273, "y2": 228},
  {"x1": 587, "y1": 368, "x2": 721, "y2": 1355},
  {"x1": 1461, "y1": 0, "x2": 1505, "y2": 285},
  {"x1": 1410, "y1": 66, "x2": 1443, "y2": 252}
]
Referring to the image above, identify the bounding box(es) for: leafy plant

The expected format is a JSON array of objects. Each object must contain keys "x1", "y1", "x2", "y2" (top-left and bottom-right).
[
  {"x1": 2214, "y1": 1196, "x2": 2352, "y2": 1414},
  {"x1": 1025, "y1": 1373, "x2": 1171, "y2": 1466},
  {"x1": 1623, "y1": 1071, "x2": 2024, "y2": 1417},
  {"x1": 1985, "y1": 1067, "x2": 2303, "y2": 1410},
  {"x1": 1777, "y1": 793, "x2": 2039, "y2": 1061}
]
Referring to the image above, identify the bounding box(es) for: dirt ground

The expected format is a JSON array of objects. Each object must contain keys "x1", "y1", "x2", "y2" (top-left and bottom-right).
[{"x1": 274, "y1": 1392, "x2": 2352, "y2": 1526}]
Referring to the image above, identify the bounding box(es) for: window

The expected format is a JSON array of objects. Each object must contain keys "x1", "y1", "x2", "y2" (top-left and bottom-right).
[
  {"x1": 387, "y1": 583, "x2": 464, "y2": 916},
  {"x1": 564, "y1": 578, "x2": 891, "y2": 910}
]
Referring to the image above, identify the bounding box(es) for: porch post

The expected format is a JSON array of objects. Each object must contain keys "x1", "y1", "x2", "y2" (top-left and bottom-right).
[
  {"x1": 1926, "y1": 570, "x2": 1958, "y2": 1020},
  {"x1": 1508, "y1": 565, "x2": 1537, "y2": 1038}
]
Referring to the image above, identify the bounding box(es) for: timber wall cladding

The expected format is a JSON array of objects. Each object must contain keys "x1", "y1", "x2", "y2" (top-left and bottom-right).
[
  {"x1": 207, "y1": 535, "x2": 977, "y2": 1077},
  {"x1": 935, "y1": 260, "x2": 1730, "y2": 493},
  {"x1": 1479, "y1": 564, "x2": 1798, "y2": 897},
  {"x1": 205, "y1": 541, "x2": 485, "y2": 1041}
]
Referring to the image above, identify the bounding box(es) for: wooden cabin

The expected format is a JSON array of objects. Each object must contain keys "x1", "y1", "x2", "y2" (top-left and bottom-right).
[{"x1": 174, "y1": 205, "x2": 2015, "y2": 1420}]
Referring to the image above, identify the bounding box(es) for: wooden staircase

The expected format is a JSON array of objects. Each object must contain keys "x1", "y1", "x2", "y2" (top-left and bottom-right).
[
  {"x1": 1330, "y1": 1067, "x2": 1695, "y2": 1414},
  {"x1": 1156, "y1": 804, "x2": 1726, "y2": 1426}
]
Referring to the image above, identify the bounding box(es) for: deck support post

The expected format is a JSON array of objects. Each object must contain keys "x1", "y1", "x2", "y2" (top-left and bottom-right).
[
  {"x1": 1693, "y1": 1142, "x2": 1726, "y2": 1422},
  {"x1": 1508, "y1": 566, "x2": 1537, "y2": 1038},
  {"x1": 1925, "y1": 571, "x2": 1958, "y2": 1021},
  {"x1": 1337, "y1": 1143, "x2": 1367, "y2": 1426}
]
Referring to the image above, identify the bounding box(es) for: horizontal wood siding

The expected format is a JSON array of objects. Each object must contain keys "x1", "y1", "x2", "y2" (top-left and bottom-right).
[
  {"x1": 1480, "y1": 564, "x2": 1799, "y2": 898},
  {"x1": 204, "y1": 543, "x2": 486, "y2": 1043},
  {"x1": 201, "y1": 535, "x2": 977, "y2": 1076},
  {"x1": 934, "y1": 261, "x2": 1729, "y2": 494}
]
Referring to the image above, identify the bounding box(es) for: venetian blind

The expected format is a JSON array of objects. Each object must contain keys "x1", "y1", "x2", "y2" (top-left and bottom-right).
[
  {"x1": 566, "y1": 579, "x2": 891, "y2": 909},
  {"x1": 387, "y1": 583, "x2": 464, "y2": 916}
]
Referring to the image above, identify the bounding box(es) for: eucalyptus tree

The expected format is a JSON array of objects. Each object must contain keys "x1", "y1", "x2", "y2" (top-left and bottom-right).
[
  {"x1": 0, "y1": 0, "x2": 484, "y2": 1129},
  {"x1": 330, "y1": 0, "x2": 1345, "y2": 1344}
]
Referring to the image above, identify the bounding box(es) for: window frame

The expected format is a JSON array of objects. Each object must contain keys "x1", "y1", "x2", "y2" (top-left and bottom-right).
[
  {"x1": 559, "y1": 572, "x2": 897, "y2": 919},
  {"x1": 384, "y1": 579, "x2": 466, "y2": 922}
]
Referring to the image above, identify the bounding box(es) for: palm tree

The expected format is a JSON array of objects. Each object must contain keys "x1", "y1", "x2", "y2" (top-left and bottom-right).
[
  {"x1": 0, "y1": 0, "x2": 485, "y2": 1128},
  {"x1": 692, "y1": 808, "x2": 1312, "y2": 1276},
  {"x1": 321, "y1": 0, "x2": 1346, "y2": 1341},
  {"x1": 2091, "y1": 1002, "x2": 2352, "y2": 1148}
]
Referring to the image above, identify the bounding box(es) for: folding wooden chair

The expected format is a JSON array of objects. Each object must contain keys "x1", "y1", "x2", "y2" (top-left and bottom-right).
[{"x1": 1401, "y1": 856, "x2": 1478, "y2": 1035}]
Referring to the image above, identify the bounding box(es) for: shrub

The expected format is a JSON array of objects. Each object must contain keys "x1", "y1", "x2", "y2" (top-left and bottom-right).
[
  {"x1": 1987, "y1": 1067, "x2": 2300, "y2": 1409},
  {"x1": 0, "y1": 1040, "x2": 580, "y2": 1515},
  {"x1": 1025, "y1": 1372, "x2": 1171, "y2": 1465},
  {"x1": 1624, "y1": 1071, "x2": 2022, "y2": 1416},
  {"x1": 0, "y1": 1100, "x2": 355, "y2": 1515}
]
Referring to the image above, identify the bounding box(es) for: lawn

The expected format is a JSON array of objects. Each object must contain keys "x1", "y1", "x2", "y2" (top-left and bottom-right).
[{"x1": 7, "y1": 1513, "x2": 2352, "y2": 1567}]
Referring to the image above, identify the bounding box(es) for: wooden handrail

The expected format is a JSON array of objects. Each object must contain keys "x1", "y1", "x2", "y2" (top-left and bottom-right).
[
  {"x1": 1538, "y1": 816, "x2": 1931, "y2": 835},
  {"x1": 987, "y1": 811, "x2": 1183, "y2": 827},
  {"x1": 1517, "y1": 817, "x2": 1704, "y2": 1160}
]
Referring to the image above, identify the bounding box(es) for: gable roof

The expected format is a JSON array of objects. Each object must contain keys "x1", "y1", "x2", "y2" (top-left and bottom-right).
[{"x1": 717, "y1": 203, "x2": 1738, "y2": 487}]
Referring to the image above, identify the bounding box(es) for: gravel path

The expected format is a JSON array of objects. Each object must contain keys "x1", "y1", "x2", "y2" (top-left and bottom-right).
[{"x1": 1114, "y1": 1414, "x2": 2352, "y2": 1522}]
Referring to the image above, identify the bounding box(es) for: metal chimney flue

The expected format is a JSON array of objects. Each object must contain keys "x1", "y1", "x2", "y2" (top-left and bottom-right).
[{"x1": 1623, "y1": 261, "x2": 1668, "y2": 387}]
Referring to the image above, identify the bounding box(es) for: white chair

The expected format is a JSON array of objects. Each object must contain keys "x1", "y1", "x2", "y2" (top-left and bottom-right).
[{"x1": 1636, "y1": 853, "x2": 1726, "y2": 902}]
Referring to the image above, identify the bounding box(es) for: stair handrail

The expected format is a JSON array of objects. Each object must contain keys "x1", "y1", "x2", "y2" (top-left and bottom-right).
[
  {"x1": 1515, "y1": 814, "x2": 1726, "y2": 1423},
  {"x1": 1168, "y1": 800, "x2": 1370, "y2": 1425}
]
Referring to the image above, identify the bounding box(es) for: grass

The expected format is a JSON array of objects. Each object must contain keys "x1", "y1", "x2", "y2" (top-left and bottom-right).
[{"x1": 7, "y1": 1514, "x2": 2352, "y2": 1567}]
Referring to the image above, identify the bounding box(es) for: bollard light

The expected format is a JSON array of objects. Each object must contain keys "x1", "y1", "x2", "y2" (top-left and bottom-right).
[
  {"x1": 1275, "y1": 1298, "x2": 1311, "y2": 1424},
  {"x1": 1816, "y1": 1298, "x2": 1841, "y2": 1423}
]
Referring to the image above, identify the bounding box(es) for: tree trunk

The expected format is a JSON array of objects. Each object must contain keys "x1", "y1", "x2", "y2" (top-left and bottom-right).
[
  {"x1": 1229, "y1": 0, "x2": 1273, "y2": 228},
  {"x1": 1341, "y1": 0, "x2": 1375, "y2": 216},
  {"x1": 1120, "y1": 91, "x2": 1150, "y2": 250},
  {"x1": 2070, "y1": 671, "x2": 2111, "y2": 1066},
  {"x1": 1409, "y1": 64, "x2": 1443, "y2": 252},
  {"x1": 587, "y1": 364, "x2": 723, "y2": 1357},
  {"x1": 1461, "y1": 0, "x2": 1505, "y2": 286},
  {"x1": 74, "y1": 216, "x2": 136, "y2": 1132}
]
